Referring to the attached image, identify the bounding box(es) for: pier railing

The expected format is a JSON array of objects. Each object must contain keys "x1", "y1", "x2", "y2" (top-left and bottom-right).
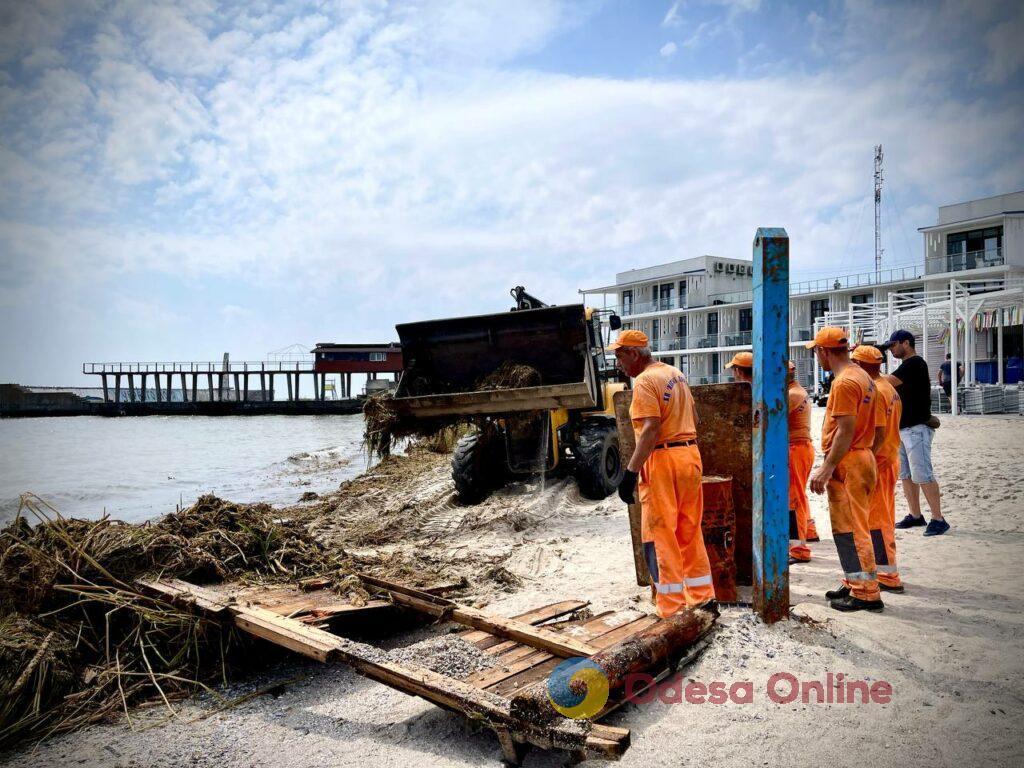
[{"x1": 83, "y1": 361, "x2": 316, "y2": 374}]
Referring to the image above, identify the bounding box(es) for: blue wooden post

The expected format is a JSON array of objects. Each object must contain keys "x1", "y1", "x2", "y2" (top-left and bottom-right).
[{"x1": 752, "y1": 228, "x2": 790, "y2": 623}]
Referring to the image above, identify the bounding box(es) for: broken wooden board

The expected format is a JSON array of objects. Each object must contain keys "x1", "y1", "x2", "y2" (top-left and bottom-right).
[
  {"x1": 144, "y1": 578, "x2": 466, "y2": 631},
  {"x1": 692, "y1": 382, "x2": 753, "y2": 585},
  {"x1": 141, "y1": 577, "x2": 716, "y2": 765},
  {"x1": 359, "y1": 574, "x2": 598, "y2": 657}
]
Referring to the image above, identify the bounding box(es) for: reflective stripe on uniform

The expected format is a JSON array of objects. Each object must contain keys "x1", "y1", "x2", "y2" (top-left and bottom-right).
[
  {"x1": 844, "y1": 570, "x2": 876, "y2": 582},
  {"x1": 684, "y1": 574, "x2": 713, "y2": 588},
  {"x1": 876, "y1": 563, "x2": 898, "y2": 574},
  {"x1": 656, "y1": 582, "x2": 684, "y2": 594}
]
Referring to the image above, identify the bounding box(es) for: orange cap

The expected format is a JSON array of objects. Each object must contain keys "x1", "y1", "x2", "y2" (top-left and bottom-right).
[
  {"x1": 851, "y1": 345, "x2": 883, "y2": 364},
  {"x1": 607, "y1": 329, "x2": 649, "y2": 350},
  {"x1": 804, "y1": 326, "x2": 849, "y2": 350},
  {"x1": 724, "y1": 351, "x2": 753, "y2": 369}
]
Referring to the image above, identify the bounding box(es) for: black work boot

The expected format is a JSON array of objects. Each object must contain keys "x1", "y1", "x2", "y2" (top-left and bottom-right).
[
  {"x1": 830, "y1": 595, "x2": 884, "y2": 612},
  {"x1": 825, "y1": 584, "x2": 850, "y2": 600}
]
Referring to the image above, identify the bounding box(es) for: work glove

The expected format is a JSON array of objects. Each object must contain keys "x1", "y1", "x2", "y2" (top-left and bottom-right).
[{"x1": 618, "y1": 470, "x2": 639, "y2": 505}]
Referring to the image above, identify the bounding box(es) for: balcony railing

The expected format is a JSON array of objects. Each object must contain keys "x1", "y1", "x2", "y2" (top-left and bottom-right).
[
  {"x1": 926, "y1": 248, "x2": 1003, "y2": 276},
  {"x1": 649, "y1": 332, "x2": 754, "y2": 352},
  {"x1": 621, "y1": 297, "x2": 691, "y2": 316},
  {"x1": 790, "y1": 263, "x2": 925, "y2": 295},
  {"x1": 708, "y1": 290, "x2": 752, "y2": 305},
  {"x1": 611, "y1": 264, "x2": 935, "y2": 315}
]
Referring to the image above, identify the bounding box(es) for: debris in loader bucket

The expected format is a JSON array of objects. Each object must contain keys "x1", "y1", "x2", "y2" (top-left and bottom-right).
[
  {"x1": 476, "y1": 361, "x2": 542, "y2": 391},
  {"x1": 362, "y1": 362, "x2": 545, "y2": 460}
]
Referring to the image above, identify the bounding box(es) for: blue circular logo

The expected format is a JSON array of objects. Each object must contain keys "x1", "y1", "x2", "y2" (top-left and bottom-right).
[{"x1": 546, "y1": 657, "x2": 610, "y2": 719}]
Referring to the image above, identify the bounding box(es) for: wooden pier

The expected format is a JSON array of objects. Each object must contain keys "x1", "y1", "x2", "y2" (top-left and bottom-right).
[{"x1": 82, "y1": 360, "x2": 354, "y2": 405}]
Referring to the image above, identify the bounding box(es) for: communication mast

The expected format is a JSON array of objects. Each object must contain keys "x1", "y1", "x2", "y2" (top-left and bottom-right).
[{"x1": 874, "y1": 144, "x2": 884, "y2": 278}]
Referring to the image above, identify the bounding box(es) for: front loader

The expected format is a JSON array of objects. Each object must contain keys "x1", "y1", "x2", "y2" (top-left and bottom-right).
[{"x1": 391, "y1": 288, "x2": 626, "y2": 503}]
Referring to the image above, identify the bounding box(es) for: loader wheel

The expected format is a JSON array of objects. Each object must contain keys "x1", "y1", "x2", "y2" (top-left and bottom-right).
[
  {"x1": 575, "y1": 420, "x2": 624, "y2": 500},
  {"x1": 452, "y1": 429, "x2": 506, "y2": 504}
]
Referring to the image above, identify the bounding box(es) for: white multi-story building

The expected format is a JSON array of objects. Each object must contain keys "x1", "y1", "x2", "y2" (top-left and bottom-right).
[{"x1": 581, "y1": 191, "x2": 1024, "y2": 390}]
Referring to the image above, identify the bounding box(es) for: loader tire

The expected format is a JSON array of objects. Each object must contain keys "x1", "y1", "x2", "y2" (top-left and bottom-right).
[
  {"x1": 575, "y1": 420, "x2": 624, "y2": 500},
  {"x1": 452, "y1": 429, "x2": 505, "y2": 504}
]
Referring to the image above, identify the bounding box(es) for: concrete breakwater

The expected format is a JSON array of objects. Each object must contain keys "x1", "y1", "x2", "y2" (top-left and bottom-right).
[{"x1": 0, "y1": 384, "x2": 363, "y2": 417}]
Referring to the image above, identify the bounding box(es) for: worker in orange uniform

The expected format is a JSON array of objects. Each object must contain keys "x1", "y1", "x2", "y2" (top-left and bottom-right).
[
  {"x1": 725, "y1": 352, "x2": 819, "y2": 552},
  {"x1": 806, "y1": 327, "x2": 884, "y2": 612},
  {"x1": 611, "y1": 329, "x2": 715, "y2": 617},
  {"x1": 852, "y1": 345, "x2": 905, "y2": 593},
  {"x1": 786, "y1": 360, "x2": 816, "y2": 564}
]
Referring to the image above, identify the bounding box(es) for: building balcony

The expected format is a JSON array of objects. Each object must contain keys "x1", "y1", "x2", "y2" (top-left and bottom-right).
[
  {"x1": 619, "y1": 296, "x2": 692, "y2": 316},
  {"x1": 649, "y1": 332, "x2": 754, "y2": 352},
  {"x1": 925, "y1": 248, "x2": 1004, "y2": 276}
]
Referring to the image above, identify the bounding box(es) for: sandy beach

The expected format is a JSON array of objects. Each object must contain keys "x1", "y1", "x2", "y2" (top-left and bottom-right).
[{"x1": 3, "y1": 410, "x2": 1023, "y2": 768}]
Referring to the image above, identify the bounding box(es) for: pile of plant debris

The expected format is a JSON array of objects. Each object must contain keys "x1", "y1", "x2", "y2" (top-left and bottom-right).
[
  {"x1": 0, "y1": 494, "x2": 442, "y2": 747},
  {"x1": 362, "y1": 362, "x2": 542, "y2": 460}
]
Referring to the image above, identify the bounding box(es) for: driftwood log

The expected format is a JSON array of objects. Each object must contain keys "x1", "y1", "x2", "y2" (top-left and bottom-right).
[{"x1": 508, "y1": 604, "x2": 718, "y2": 725}]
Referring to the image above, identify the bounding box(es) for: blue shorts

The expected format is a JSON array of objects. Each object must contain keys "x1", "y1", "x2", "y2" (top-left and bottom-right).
[{"x1": 898, "y1": 423, "x2": 935, "y2": 484}]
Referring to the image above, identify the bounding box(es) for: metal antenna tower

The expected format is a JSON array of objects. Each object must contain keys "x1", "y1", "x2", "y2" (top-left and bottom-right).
[{"x1": 874, "y1": 144, "x2": 884, "y2": 278}]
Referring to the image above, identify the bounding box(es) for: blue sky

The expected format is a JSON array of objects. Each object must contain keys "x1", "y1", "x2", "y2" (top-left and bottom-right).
[{"x1": 1, "y1": 0, "x2": 1022, "y2": 385}]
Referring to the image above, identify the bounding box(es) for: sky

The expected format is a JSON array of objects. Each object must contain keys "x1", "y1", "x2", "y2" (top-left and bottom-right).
[{"x1": 1, "y1": 0, "x2": 1022, "y2": 385}]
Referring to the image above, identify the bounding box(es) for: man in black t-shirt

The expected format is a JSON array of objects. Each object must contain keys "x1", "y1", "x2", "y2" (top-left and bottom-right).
[
  {"x1": 938, "y1": 353, "x2": 964, "y2": 413},
  {"x1": 882, "y1": 330, "x2": 949, "y2": 536}
]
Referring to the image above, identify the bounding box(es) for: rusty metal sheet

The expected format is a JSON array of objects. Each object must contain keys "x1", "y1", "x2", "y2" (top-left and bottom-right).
[{"x1": 692, "y1": 382, "x2": 753, "y2": 586}]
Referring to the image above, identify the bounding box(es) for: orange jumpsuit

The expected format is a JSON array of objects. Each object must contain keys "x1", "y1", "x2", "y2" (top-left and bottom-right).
[
  {"x1": 869, "y1": 377, "x2": 903, "y2": 588},
  {"x1": 787, "y1": 380, "x2": 815, "y2": 562},
  {"x1": 821, "y1": 365, "x2": 881, "y2": 602},
  {"x1": 631, "y1": 361, "x2": 715, "y2": 617}
]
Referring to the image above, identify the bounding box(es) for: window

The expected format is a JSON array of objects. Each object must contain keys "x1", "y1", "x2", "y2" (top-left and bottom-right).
[
  {"x1": 739, "y1": 308, "x2": 753, "y2": 332},
  {"x1": 369, "y1": 352, "x2": 387, "y2": 362},
  {"x1": 946, "y1": 226, "x2": 1003, "y2": 271},
  {"x1": 657, "y1": 283, "x2": 674, "y2": 311},
  {"x1": 621, "y1": 289, "x2": 633, "y2": 315},
  {"x1": 651, "y1": 319, "x2": 661, "y2": 340},
  {"x1": 677, "y1": 315, "x2": 687, "y2": 340},
  {"x1": 710, "y1": 353, "x2": 720, "y2": 373},
  {"x1": 678, "y1": 280, "x2": 688, "y2": 308},
  {"x1": 810, "y1": 299, "x2": 829, "y2": 321},
  {"x1": 707, "y1": 312, "x2": 719, "y2": 336},
  {"x1": 851, "y1": 293, "x2": 871, "y2": 305}
]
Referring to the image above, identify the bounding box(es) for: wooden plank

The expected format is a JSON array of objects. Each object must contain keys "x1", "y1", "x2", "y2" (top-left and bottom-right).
[
  {"x1": 484, "y1": 615, "x2": 659, "y2": 697},
  {"x1": 233, "y1": 604, "x2": 342, "y2": 662},
  {"x1": 138, "y1": 578, "x2": 231, "y2": 617},
  {"x1": 481, "y1": 611, "x2": 616, "y2": 658},
  {"x1": 360, "y1": 575, "x2": 598, "y2": 657},
  {"x1": 459, "y1": 600, "x2": 589, "y2": 648},
  {"x1": 613, "y1": 389, "x2": 651, "y2": 586}
]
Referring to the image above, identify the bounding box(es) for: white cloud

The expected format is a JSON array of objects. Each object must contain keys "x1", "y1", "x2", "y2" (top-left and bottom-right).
[
  {"x1": 662, "y1": 2, "x2": 682, "y2": 28},
  {"x1": 660, "y1": 41, "x2": 678, "y2": 58}
]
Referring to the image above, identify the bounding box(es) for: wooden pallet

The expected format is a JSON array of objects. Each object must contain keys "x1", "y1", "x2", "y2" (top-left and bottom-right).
[{"x1": 140, "y1": 576, "x2": 715, "y2": 764}]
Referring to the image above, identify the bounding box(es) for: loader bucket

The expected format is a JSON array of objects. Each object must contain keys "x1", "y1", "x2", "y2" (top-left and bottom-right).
[{"x1": 392, "y1": 304, "x2": 597, "y2": 418}]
